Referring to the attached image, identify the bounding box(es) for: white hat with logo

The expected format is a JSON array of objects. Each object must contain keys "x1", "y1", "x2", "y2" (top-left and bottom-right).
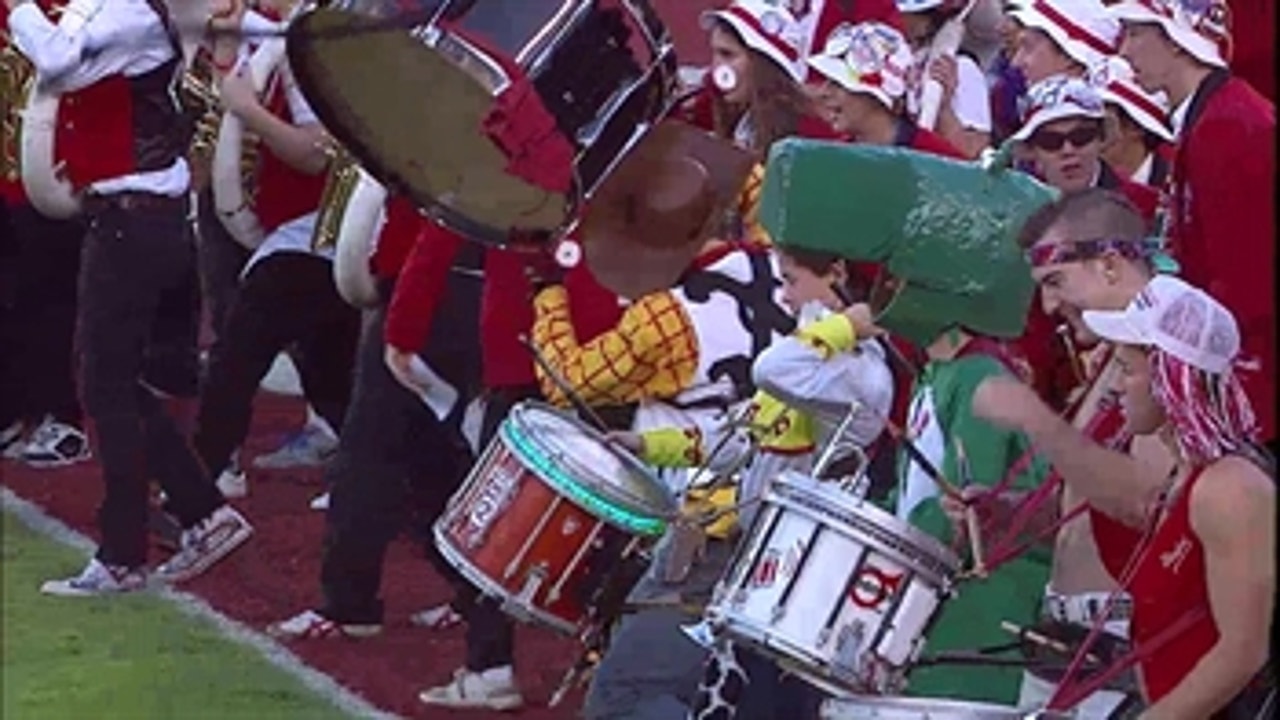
[
  {"x1": 1090, "y1": 56, "x2": 1174, "y2": 141},
  {"x1": 1012, "y1": 73, "x2": 1106, "y2": 141},
  {"x1": 806, "y1": 21, "x2": 915, "y2": 109},
  {"x1": 1108, "y1": 0, "x2": 1232, "y2": 69},
  {"x1": 703, "y1": 0, "x2": 808, "y2": 83},
  {"x1": 1010, "y1": 0, "x2": 1120, "y2": 69}
]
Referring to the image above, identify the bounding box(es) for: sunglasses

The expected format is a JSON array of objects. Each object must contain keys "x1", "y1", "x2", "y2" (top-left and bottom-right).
[{"x1": 1028, "y1": 124, "x2": 1102, "y2": 151}]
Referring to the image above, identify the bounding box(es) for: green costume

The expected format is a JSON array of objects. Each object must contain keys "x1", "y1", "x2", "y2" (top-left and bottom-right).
[{"x1": 759, "y1": 140, "x2": 1057, "y2": 704}]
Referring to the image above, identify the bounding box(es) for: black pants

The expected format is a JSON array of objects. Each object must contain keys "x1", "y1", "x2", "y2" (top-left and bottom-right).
[
  {"x1": 316, "y1": 273, "x2": 483, "y2": 625},
  {"x1": 191, "y1": 252, "x2": 360, "y2": 479},
  {"x1": 0, "y1": 202, "x2": 85, "y2": 428},
  {"x1": 78, "y1": 196, "x2": 226, "y2": 568}
]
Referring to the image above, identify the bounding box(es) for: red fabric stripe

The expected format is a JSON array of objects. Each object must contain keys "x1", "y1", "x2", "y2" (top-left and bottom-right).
[
  {"x1": 1031, "y1": 0, "x2": 1116, "y2": 55},
  {"x1": 1107, "y1": 81, "x2": 1171, "y2": 134},
  {"x1": 721, "y1": 5, "x2": 799, "y2": 62}
]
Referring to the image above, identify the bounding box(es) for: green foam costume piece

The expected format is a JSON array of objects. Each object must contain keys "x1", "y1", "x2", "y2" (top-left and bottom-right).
[{"x1": 759, "y1": 139, "x2": 1058, "y2": 346}]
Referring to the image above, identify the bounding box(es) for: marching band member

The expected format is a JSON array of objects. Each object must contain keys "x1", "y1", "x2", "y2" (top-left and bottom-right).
[
  {"x1": 1012, "y1": 74, "x2": 1158, "y2": 219},
  {"x1": 1110, "y1": 0, "x2": 1276, "y2": 453},
  {"x1": 190, "y1": 0, "x2": 360, "y2": 500},
  {"x1": 374, "y1": 212, "x2": 626, "y2": 709},
  {"x1": 7, "y1": 0, "x2": 251, "y2": 594},
  {"x1": 972, "y1": 275, "x2": 1275, "y2": 718},
  {"x1": 677, "y1": 248, "x2": 895, "y2": 720},
  {"x1": 1094, "y1": 56, "x2": 1174, "y2": 188},
  {"x1": 807, "y1": 21, "x2": 966, "y2": 157},
  {"x1": 997, "y1": 188, "x2": 1176, "y2": 717},
  {"x1": 896, "y1": 0, "x2": 995, "y2": 157},
  {"x1": 756, "y1": 138, "x2": 1054, "y2": 705},
  {"x1": 0, "y1": 0, "x2": 88, "y2": 468},
  {"x1": 527, "y1": 128, "x2": 791, "y2": 720},
  {"x1": 1008, "y1": 0, "x2": 1118, "y2": 85},
  {"x1": 267, "y1": 197, "x2": 486, "y2": 659}
]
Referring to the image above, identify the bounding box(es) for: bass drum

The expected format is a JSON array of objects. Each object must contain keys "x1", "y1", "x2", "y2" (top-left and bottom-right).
[{"x1": 287, "y1": 0, "x2": 678, "y2": 246}]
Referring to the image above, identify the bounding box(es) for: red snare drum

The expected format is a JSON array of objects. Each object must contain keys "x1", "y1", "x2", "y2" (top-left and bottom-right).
[{"x1": 434, "y1": 401, "x2": 676, "y2": 634}]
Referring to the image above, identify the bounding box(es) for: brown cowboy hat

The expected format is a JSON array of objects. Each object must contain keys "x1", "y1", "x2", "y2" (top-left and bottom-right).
[{"x1": 579, "y1": 119, "x2": 756, "y2": 299}]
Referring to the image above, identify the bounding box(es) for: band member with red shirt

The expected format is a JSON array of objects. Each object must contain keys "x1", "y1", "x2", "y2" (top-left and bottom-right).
[
  {"x1": 973, "y1": 275, "x2": 1275, "y2": 718},
  {"x1": 190, "y1": 0, "x2": 361, "y2": 501},
  {"x1": 375, "y1": 216, "x2": 624, "y2": 711},
  {"x1": 1111, "y1": 0, "x2": 1276, "y2": 453},
  {"x1": 0, "y1": 1, "x2": 89, "y2": 468},
  {"x1": 7, "y1": 0, "x2": 251, "y2": 594}
]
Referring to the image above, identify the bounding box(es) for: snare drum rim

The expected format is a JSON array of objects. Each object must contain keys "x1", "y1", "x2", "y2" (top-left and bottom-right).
[
  {"x1": 711, "y1": 613, "x2": 881, "y2": 698},
  {"x1": 505, "y1": 402, "x2": 677, "y2": 533},
  {"x1": 820, "y1": 695, "x2": 1076, "y2": 719},
  {"x1": 771, "y1": 473, "x2": 961, "y2": 580}
]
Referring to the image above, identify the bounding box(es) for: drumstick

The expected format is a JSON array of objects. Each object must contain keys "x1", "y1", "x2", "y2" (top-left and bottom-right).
[
  {"x1": 518, "y1": 334, "x2": 612, "y2": 434},
  {"x1": 954, "y1": 439, "x2": 988, "y2": 577},
  {"x1": 1000, "y1": 621, "x2": 1101, "y2": 665}
]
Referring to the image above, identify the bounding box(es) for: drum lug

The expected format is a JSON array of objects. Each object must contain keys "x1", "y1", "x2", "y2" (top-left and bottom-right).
[
  {"x1": 769, "y1": 604, "x2": 786, "y2": 624},
  {"x1": 816, "y1": 626, "x2": 831, "y2": 649},
  {"x1": 502, "y1": 563, "x2": 550, "y2": 621}
]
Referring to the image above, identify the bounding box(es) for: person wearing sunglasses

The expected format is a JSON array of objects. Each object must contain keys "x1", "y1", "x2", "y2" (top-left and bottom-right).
[
  {"x1": 1111, "y1": 0, "x2": 1275, "y2": 457},
  {"x1": 1013, "y1": 74, "x2": 1158, "y2": 221}
]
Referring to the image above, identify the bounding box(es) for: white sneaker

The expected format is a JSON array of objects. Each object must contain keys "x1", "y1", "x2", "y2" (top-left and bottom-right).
[
  {"x1": 19, "y1": 416, "x2": 91, "y2": 468},
  {"x1": 41, "y1": 558, "x2": 147, "y2": 597},
  {"x1": 155, "y1": 505, "x2": 253, "y2": 582},
  {"x1": 252, "y1": 424, "x2": 338, "y2": 470},
  {"x1": 216, "y1": 467, "x2": 248, "y2": 499},
  {"x1": 266, "y1": 609, "x2": 382, "y2": 640},
  {"x1": 418, "y1": 666, "x2": 525, "y2": 711},
  {"x1": 309, "y1": 492, "x2": 330, "y2": 511},
  {"x1": 410, "y1": 603, "x2": 463, "y2": 630}
]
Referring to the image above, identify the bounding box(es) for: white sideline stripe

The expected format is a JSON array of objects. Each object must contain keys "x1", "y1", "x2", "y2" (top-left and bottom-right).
[{"x1": 1, "y1": 486, "x2": 402, "y2": 720}]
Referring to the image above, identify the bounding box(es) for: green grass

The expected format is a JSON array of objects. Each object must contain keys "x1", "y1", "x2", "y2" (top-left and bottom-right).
[{"x1": 2, "y1": 511, "x2": 355, "y2": 719}]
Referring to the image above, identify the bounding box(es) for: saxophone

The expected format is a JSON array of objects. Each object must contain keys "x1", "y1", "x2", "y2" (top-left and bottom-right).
[
  {"x1": 312, "y1": 148, "x2": 386, "y2": 308},
  {"x1": 181, "y1": 51, "x2": 260, "y2": 197}
]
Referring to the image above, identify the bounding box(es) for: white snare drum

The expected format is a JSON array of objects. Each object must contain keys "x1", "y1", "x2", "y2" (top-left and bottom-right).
[
  {"x1": 707, "y1": 471, "x2": 961, "y2": 696},
  {"x1": 822, "y1": 696, "x2": 1075, "y2": 719}
]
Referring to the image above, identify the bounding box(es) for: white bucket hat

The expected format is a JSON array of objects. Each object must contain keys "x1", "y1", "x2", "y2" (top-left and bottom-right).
[
  {"x1": 1108, "y1": 0, "x2": 1232, "y2": 69},
  {"x1": 806, "y1": 21, "x2": 914, "y2": 109},
  {"x1": 1090, "y1": 56, "x2": 1174, "y2": 141},
  {"x1": 703, "y1": 0, "x2": 808, "y2": 83},
  {"x1": 1010, "y1": 0, "x2": 1120, "y2": 69},
  {"x1": 1013, "y1": 73, "x2": 1106, "y2": 141}
]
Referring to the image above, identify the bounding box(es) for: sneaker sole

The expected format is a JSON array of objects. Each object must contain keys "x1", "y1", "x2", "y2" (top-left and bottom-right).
[
  {"x1": 266, "y1": 623, "x2": 383, "y2": 640},
  {"x1": 156, "y1": 522, "x2": 254, "y2": 583},
  {"x1": 23, "y1": 452, "x2": 93, "y2": 470},
  {"x1": 417, "y1": 693, "x2": 525, "y2": 711}
]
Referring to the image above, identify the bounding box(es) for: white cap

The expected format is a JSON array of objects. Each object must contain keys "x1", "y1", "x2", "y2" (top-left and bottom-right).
[
  {"x1": 1090, "y1": 56, "x2": 1174, "y2": 141},
  {"x1": 1012, "y1": 73, "x2": 1105, "y2": 141},
  {"x1": 1082, "y1": 275, "x2": 1240, "y2": 375},
  {"x1": 806, "y1": 21, "x2": 914, "y2": 109},
  {"x1": 702, "y1": 0, "x2": 807, "y2": 83},
  {"x1": 1010, "y1": 0, "x2": 1120, "y2": 69},
  {"x1": 895, "y1": 0, "x2": 949, "y2": 13},
  {"x1": 1109, "y1": 0, "x2": 1232, "y2": 68}
]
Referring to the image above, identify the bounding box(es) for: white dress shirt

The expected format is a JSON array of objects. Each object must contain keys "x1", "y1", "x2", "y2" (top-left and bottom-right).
[{"x1": 9, "y1": 0, "x2": 189, "y2": 195}]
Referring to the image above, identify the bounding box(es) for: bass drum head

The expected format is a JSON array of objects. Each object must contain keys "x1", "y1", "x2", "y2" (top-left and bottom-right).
[
  {"x1": 287, "y1": 7, "x2": 570, "y2": 244},
  {"x1": 821, "y1": 696, "x2": 1075, "y2": 719}
]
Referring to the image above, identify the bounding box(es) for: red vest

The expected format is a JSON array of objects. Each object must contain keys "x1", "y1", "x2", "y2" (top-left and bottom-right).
[{"x1": 253, "y1": 77, "x2": 327, "y2": 234}]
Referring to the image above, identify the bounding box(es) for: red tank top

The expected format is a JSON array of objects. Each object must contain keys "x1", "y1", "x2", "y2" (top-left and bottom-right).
[{"x1": 1128, "y1": 466, "x2": 1218, "y2": 703}]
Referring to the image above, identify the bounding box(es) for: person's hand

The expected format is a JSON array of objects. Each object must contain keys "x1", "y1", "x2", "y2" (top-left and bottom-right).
[
  {"x1": 971, "y1": 374, "x2": 1048, "y2": 433},
  {"x1": 927, "y1": 54, "x2": 960, "y2": 103},
  {"x1": 217, "y1": 68, "x2": 260, "y2": 118},
  {"x1": 843, "y1": 302, "x2": 885, "y2": 339},
  {"x1": 384, "y1": 345, "x2": 427, "y2": 396},
  {"x1": 606, "y1": 431, "x2": 645, "y2": 456},
  {"x1": 207, "y1": 0, "x2": 246, "y2": 33}
]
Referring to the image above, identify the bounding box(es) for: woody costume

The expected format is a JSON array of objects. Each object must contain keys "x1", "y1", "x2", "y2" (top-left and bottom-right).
[{"x1": 758, "y1": 139, "x2": 1057, "y2": 704}]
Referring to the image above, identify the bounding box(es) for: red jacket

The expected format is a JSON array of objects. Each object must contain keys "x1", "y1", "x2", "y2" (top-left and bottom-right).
[
  {"x1": 368, "y1": 195, "x2": 424, "y2": 281},
  {"x1": 384, "y1": 224, "x2": 624, "y2": 390},
  {"x1": 1168, "y1": 73, "x2": 1275, "y2": 441},
  {"x1": 1230, "y1": 0, "x2": 1275, "y2": 101}
]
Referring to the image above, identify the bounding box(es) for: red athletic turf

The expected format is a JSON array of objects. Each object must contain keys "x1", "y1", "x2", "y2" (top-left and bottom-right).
[{"x1": 1, "y1": 393, "x2": 586, "y2": 719}]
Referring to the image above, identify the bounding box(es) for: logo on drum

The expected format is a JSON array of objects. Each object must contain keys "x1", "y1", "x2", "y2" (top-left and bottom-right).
[
  {"x1": 849, "y1": 566, "x2": 904, "y2": 610},
  {"x1": 749, "y1": 541, "x2": 805, "y2": 589},
  {"x1": 459, "y1": 456, "x2": 523, "y2": 549}
]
